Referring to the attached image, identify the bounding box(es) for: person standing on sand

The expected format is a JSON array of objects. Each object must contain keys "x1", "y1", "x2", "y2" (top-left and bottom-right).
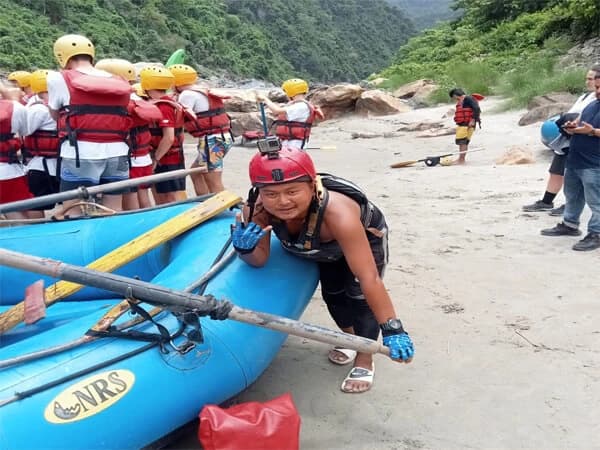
[
  {"x1": 541, "y1": 72, "x2": 600, "y2": 251},
  {"x1": 256, "y1": 78, "x2": 323, "y2": 150},
  {"x1": 23, "y1": 69, "x2": 60, "y2": 219},
  {"x1": 0, "y1": 90, "x2": 33, "y2": 219},
  {"x1": 171, "y1": 64, "x2": 233, "y2": 195},
  {"x1": 47, "y1": 34, "x2": 132, "y2": 216},
  {"x1": 231, "y1": 143, "x2": 414, "y2": 393},
  {"x1": 140, "y1": 66, "x2": 186, "y2": 205},
  {"x1": 523, "y1": 64, "x2": 600, "y2": 215},
  {"x1": 449, "y1": 88, "x2": 481, "y2": 164}
]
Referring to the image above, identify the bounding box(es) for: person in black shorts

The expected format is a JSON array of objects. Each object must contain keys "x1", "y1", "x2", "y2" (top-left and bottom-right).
[
  {"x1": 231, "y1": 143, "x2": 414, "y2": 394},
  {"x1": 523, "y1": 65, "x2": 600, "y2": 215}
]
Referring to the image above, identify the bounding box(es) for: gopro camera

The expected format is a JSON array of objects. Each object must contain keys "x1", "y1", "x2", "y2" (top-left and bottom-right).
[{"x1": 257, "y1": 136, "x2": 282, "y2": 159}]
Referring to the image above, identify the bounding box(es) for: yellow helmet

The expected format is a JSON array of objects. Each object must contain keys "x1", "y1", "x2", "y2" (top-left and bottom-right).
[
  {"x1": 169, "y1": 64, "x2": 197, "y2": 87},
  {"x1": 95, "y1": 58, "x2": 136, "y2": 81},
  {"x1": 7, "y1": 71, "x2": 31, "y2": 88},
  {"x1": 282, "y1": 78, "x2": 309, "y2": 98},
  {"x1": 53, "y1": 34, "x2": 95, "y2": 68},
  {"x1": 29, "y1": 70, "x2": 51, "y2": 94},
  {"x1": 140, "y1": 66, "x2": 174, "y2": 91},
  {"x1": 132, "y1": 82, "x2": 147, "y2": 98}
]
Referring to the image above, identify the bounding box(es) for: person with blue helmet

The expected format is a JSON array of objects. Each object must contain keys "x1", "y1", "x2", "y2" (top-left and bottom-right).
[
  {"x1": 523, "y1": 64, "x2": 600, "y2": 214},
  {"x1": 541, "y1": 71, "x2": 600, "y2": 251}
]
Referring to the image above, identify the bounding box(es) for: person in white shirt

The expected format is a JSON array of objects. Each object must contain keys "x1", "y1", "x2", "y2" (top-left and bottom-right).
[
  {"x1": 172, "y1": 64, "x2": 232, "y2": 195},
  {"x1": 47, "y1": 34, "x2": 132, "y2": 216},
  {"x1": 24, "y1": 69, "x2": 60, "y2": 219},
  {"x1": 523, "y1": 64, "x2": 600, "y2": 215},
  {"x1": 0, "y1": 85, "x2": 33, "y2": 219},
  {"x1": 256, "y1": 78, "x2": 323, "y2": 150}
]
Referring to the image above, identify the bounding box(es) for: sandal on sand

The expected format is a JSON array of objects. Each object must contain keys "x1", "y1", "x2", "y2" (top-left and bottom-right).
[
  {"x1": 340, "y1": 364, "x2": 374, "y2": 394},
  {"x1": 328, "y1": 347, "x2": 357, "y2": 365}
]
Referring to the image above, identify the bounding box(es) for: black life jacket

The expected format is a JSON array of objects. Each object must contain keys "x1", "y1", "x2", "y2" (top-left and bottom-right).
[{"x1": 263, "y1": 174, "x2": 387, "y2": 262}]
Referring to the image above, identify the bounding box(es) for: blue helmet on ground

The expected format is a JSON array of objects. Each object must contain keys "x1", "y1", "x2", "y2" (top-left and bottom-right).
[{"x1": 540, "y1": 115, "x2": 561, "y2": 147}]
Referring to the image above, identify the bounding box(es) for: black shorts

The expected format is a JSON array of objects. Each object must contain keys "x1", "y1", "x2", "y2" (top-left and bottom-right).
[
  {"x1": 27, "y1": 169, "x2": 60, "y2": 210},
  {"x1": 548, "y1": 153, "x2": 566, "y2": 176},
  {"x1": 154, "y1": 162, "x2": 186, "y2": 194},
  {"x1": 318, "y1": 216, "x2": 388, "y2": 300}
]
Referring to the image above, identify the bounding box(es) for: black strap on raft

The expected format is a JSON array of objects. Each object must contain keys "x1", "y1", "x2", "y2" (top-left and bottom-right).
[
  {"x1": 86, "y1": 300, "x2": 182, "y2": 354},
  {"x1": 2, "y1": 341, "x2": 158, "y2": 407},
  {"x1": 59, "y1": 105, "x2": 129, "y2": 168}
]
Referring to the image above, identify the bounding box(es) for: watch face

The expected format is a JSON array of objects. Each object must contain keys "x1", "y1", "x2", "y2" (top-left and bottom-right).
[{"x1": 388, "y1": 319, "x2": 403, "y2": 330}]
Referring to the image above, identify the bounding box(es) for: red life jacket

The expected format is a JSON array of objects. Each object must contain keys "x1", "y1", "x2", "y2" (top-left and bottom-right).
[
  {"x1": 127, "y1": 99, "x2": 162, "y2": 159},
  {"x1": 149, "y1": 98, "x2": 185, "y2": 165},
  {"x1": 22, "y1": 100, "x2": 59, "y2": 158},
  {"x1": 58, "y1": 70, "x2": 132, "y2": 164},
  {"x1": 182, "y1": 88, "x2": 232, "y2": 138},
  {"x1": 23, "y1": 130, "x2": 59, "y2": 158},
  {"x1": 273, "y1": 100, "x2": 323, "y2": 148},
  {"x1": 0, "y1": 100, "x2": 22, "y2": 163},
  {"x1": 454, "y1": 97, "x2": 478, "y2": 125}
]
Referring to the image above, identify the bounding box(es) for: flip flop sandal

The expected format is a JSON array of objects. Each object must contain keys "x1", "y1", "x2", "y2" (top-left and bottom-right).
[
  {"x1": 328, "y1": 347, "x2": 357, "y2": 365},
  {"x1": 340, "y1": 364, "x2": 374, "y2": 394}
]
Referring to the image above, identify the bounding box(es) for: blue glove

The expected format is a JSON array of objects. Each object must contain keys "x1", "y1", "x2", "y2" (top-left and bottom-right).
[
  {"x1": 231, "y1": 221, "x2": 267, "y2": 254},
  {"x1": 383, "y1": 332, "x2": 414, "y2": 361}
]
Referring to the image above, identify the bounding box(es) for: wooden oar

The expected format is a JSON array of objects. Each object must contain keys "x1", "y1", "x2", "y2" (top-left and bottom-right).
[
  {"x1": 0, "y1": 167, "x2": 203, "y2": 214},
  {"x1": 0, "y1": 191, "x2": 242, "y2": 334},
  {"x1": 0, "y1": 248, "x2": 391, "y2": 356},
  {"x1": 391, "y1": 148, "x2": 485, "y2": 168}
]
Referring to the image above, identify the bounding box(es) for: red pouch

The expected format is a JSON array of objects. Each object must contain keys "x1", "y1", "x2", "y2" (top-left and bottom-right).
[{"x1": 198, "y1": 393, "x2": 301, "y2": 450}]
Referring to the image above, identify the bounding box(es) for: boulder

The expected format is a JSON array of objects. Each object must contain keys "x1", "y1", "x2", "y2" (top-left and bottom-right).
[
  {"x1": 527, "y1": 92, "x2": 578, "y2": 110},
  {"x1": 393, "y1": 79, "x2": 437, "y2": 99},
  {"x1": 209, "y1": 88, "x2": 259, "y2": 113},
  {"x1": 268, "y1": 88, "x2": 288, "y2": 103},
  {"x1": 518, "y1": 103, "x2": 572, "y2": 126},
  {"x1": 229, "y1": 112, "x2": 271, "y2": 137},
  {"x1": 309, "y1": 84, "x2": 364, "y2": 118},
  {"x1": 496, "y1": 146, "x2": 535, "y2": 165},
  {"x1": 355, "y1": 90, "x2": 411, "y2": 116}
]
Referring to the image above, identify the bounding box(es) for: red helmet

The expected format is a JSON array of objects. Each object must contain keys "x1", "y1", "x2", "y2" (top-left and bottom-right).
[{"x1": 249, "y1": 146, "x2": 316, "y2": 186}]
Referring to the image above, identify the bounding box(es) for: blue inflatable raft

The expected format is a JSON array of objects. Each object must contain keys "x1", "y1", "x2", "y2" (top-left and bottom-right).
[{"x1": 0, "y1": 197, "x2": 318, "y2": 449}]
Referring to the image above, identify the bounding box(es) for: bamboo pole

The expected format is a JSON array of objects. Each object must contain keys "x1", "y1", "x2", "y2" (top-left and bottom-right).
[{"x1": 0, "y1": 248, "x2": 390, "y2": 356}]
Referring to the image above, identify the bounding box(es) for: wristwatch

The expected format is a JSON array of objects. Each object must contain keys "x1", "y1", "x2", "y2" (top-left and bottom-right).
[{"x1": 380, "y1": 318, "x2": 405, "y2": 334}]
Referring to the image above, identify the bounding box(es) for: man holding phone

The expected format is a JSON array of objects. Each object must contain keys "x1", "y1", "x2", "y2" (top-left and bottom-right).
[
  {"x1": 541, "y1": 72, "x2": 600, "y2": 251},
  {"x1": 523, "y1": 64, "x2": 600, "y2": 214}
]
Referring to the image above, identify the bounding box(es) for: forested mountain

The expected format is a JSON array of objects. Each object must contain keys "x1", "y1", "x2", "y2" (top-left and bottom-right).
[
  {"x1": 0, "y1": 0, "x2": 415, "y2": 82},
  {"x1": 378, "y1": 0, "x2": 600, "y2": 106},
  {"x1": 386, "y1": 0, "x2": 458, "y2": 29}
]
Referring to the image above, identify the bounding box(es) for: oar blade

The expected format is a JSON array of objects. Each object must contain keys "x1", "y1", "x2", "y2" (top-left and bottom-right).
[{"x1": 390, "y1": 160, "x2": 418, "y2": 168}]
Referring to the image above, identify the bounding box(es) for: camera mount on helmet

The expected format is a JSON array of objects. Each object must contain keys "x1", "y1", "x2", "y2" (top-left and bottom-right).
[{"x1": 256, "y1": 136, "x2": 282, "y2": 159}]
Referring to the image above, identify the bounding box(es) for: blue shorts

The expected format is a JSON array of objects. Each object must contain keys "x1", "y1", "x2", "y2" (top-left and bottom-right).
[
  {"x1": 59, "y1": 156, "x2": 129, "y2": 192},
  {"x1": 195, "y1": 136, "x2": 232, "y2": 172}
]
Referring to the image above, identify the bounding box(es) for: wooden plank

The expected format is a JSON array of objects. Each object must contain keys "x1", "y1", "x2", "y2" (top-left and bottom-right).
[{"x1": 0, "y1": 191, "x2": 241, "y2": 334}]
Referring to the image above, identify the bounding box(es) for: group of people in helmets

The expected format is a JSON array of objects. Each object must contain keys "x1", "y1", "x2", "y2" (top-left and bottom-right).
[{"x1": 0, "y1": 33, "x2": 414, "y2": 393}]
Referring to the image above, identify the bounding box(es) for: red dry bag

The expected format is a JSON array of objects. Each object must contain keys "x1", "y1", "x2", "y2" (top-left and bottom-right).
[{"x1": 198, "y1": 393, "x2": 301, "y2": 450}]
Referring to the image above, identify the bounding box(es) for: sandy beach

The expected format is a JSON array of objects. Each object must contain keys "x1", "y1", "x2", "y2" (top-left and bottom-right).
[{"x1": 170, "y1": 98, "x2": 600, "y2": 449}]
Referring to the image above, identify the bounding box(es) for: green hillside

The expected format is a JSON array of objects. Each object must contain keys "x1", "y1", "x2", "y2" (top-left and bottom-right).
[
  {"x1": 378, "y1": 0, "x2": 600, "y2": 107},
  {"x1": 0, "y1": 0, "x2": 415, "y2": 83}
]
